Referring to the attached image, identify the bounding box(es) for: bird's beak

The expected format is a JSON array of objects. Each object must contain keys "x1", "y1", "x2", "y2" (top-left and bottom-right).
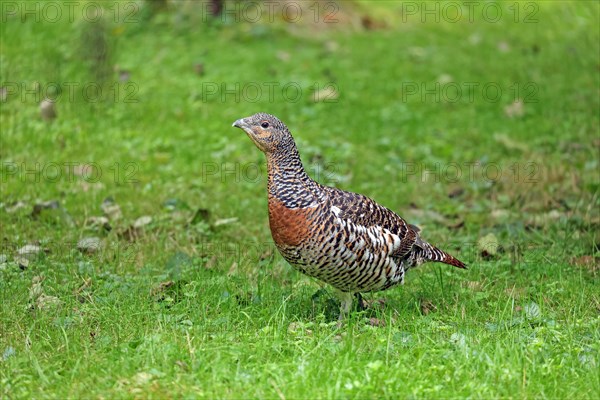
[{"x1": 232, "y1": 118, "x2": 248, "y2": 129}]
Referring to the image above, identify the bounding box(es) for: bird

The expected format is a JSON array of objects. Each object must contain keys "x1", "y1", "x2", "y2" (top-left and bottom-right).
[{"x1": 232, "y1": 113, "x2": 466, "y2": 317}]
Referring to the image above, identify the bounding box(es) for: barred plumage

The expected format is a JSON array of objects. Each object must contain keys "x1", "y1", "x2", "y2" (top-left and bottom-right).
[{"x1": 233, "y1": 113, "x2": 466, "y2": 316}]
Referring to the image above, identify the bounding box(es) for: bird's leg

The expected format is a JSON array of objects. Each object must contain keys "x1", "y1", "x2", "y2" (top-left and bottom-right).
[
  {"x1": 354, "y1": 292, "x2": 367, "y2": 311},
  {"x1": 336, "y1": 290, "x2": 354, "y2": 320}
]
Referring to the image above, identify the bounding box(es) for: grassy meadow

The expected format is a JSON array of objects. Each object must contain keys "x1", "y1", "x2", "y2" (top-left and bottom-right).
[{"x1": 1, "y1": 0, "x2": 599, "y2": 398}]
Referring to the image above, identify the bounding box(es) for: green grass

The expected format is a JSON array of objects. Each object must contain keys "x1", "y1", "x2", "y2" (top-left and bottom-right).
[{"x1": 1, "y1": 0, "x2": 599, "y2": 398}]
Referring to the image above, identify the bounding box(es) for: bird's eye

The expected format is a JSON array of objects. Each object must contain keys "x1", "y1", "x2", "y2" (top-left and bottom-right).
[{"x1": 261, "y1": 121, "x2": 270, "y2": 128}]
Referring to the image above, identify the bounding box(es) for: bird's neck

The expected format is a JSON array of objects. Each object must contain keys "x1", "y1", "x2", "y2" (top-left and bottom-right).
[{"x1": 266, "y1": 147, "x2": 324, "y2": 208}]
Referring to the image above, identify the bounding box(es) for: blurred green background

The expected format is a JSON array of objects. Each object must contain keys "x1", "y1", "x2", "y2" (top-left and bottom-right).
[{"x1": 1, "y1": 1, "x2": 599, "y2": 398}]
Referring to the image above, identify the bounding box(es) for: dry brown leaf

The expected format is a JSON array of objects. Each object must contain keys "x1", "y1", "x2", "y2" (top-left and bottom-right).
[
  {"x1": 40, "y1": 98, "x2": 56, "y2": 121},
  {"x1": 505, "y1": 286, "x2": 526, "y2": 298},
  {"x1": 227, "y1": 262, "x2": 238, "y2": 276},
  {"x1": 77, "y1": 237, "x2": 102, "y2": 254},
  {"x1": 86, "y1": 216, "x2": 111, "y2": 231},
  {"x1": 504, "y1": 99, "x2": 525, "y2": 118},
  {"x1": 363, "y1": 298, "x2": 386, "y2": 309},
  {"x1": 29, "y1": 275, "x2": 45, "y2": 300},
  {"x1": 36, "y1": 294, "x2": 61, "y2": 310},
  {"x1": 18, "y1": 244, "x2": 45, "y2": 259},
  {"x1": 478, "y1": 233, "x2": 500, "y2": 257},
  {"x1": 214, "y1": 217, "x2": 238, "y2": 227},
  {"x1": 74, "y1": 278, "x2": 92, "y2": 295},
  {"x1": 101, "y1": 197, "x2": 122, "y2": 220},
  {"x1": 448, "y1": 186, "x2": 464, "y2": 198},
  {"x1": 32, "y1": 200, "x2": 60, "y2": 218},
  {"x1": 420, "y1": 299, "x2": 437, "y2": 315},
  {"x1": 276, "y1": 51, "x2": 290, "y2": 62},
  {"x1": 133, "y1": 216, "x2": 152, "y2": 228},
  {"x1": 6, "y1": 201, "x2": 27, "y2": 213},
  {"x1": 118, "y1": 70, "x2": 131, "y2": 82},
  {"x1": 194, "y1": 63, "x2": 204, "y2": 76},
  {"x1": 497, "y1": 41, "x2": 511, "y2": 53},
  {"x1": 464, "y1": 281, "x2": 484, "y2": 291},
  {"x1": 150, "y1": 281, "x2": 175, "y2": 297},
  {"x1": 311, "y1": 87, "x2": 338, "y2": 102},
  {"x1": 570, "y1": 256, "x2": 599, "y2": 275},
  {"x1": 368, "y1": 317, "x2": 386, "y2": 327}
]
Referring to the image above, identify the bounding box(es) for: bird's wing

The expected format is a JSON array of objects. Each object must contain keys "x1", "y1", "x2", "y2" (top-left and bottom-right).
[{"x1": 325, "y1": 187, "x2": 420, "y2": 259}]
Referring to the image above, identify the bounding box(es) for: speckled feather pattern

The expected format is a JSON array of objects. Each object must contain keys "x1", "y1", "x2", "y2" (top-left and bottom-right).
[{"x1": 235, "y1": 113, "x2": 466, "y2": 296}]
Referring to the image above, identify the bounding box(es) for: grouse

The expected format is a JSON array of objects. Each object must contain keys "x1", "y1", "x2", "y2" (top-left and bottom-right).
[{"x1": 233, "y1": 113, "x2": 466, "y2": 317}]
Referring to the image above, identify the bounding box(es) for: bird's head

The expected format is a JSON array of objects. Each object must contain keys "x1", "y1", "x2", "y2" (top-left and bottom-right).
[{"x1": 232, "y1": 113, "x2": 294, "y2": 154}]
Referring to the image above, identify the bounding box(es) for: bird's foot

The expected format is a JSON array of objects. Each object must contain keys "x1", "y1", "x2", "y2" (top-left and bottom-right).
[
  {"x1": 354, "y1": 292, "x2": 367, "y2": 312},
  {"x1": 335, "y1": 290, "x2": 354, "y2": 322}
]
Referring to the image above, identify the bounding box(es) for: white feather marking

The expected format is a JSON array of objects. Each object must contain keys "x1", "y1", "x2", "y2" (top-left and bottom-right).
[{"x1": 367, "y1": 230, "x2": 379, "y2": 246}]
